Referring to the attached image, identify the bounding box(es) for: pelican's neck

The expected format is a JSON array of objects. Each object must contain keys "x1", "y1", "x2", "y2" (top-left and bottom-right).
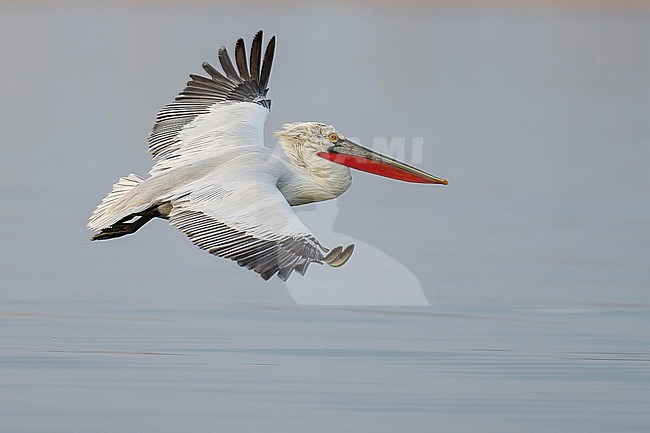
[{"x1": 277, "y1": 136, "x2": 352, "y2": 206}]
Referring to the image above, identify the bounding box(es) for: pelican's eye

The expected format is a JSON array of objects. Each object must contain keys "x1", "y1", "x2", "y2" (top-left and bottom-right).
[{"x1": 328, "y1": 133, "x2": 340, "y2": 143}]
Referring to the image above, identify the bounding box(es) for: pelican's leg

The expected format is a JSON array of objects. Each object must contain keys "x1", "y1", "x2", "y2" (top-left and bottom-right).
[{"x1": 91, "y1": 206, "x2": 163, "y2": 241}]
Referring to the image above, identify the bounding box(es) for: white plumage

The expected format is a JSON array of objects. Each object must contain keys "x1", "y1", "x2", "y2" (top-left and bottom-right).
[{"x1": 88, "y1": 31, "x2": 447, "y2": 281}]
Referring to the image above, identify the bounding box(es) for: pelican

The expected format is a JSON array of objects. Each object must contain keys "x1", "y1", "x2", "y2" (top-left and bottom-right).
[{"x1": 88, "y1": 31, "x2": 448, "y2": 281}]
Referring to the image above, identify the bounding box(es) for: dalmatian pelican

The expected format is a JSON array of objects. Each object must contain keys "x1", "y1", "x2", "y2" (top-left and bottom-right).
[{"x1": 88, "y1": 31, "x2": 447, "y2": 281}]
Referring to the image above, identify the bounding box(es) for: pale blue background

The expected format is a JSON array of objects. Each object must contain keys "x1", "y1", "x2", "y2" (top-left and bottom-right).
[{"x1": 1, "y1": 2, "x2": 649, "y2": 432}]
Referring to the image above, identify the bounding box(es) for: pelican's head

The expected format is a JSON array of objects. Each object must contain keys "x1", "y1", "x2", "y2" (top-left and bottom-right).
[
  {"x1": 275, "y1": 122, "x2": 448, "y2": 185},
  {"x1": 275, "y1": 122, "x2": 344, "y2": 165}
]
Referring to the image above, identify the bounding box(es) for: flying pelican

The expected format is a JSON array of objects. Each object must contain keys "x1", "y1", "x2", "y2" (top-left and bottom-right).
[{"x1": 88, "y1": 31, "x2": 448, "y2": 281}]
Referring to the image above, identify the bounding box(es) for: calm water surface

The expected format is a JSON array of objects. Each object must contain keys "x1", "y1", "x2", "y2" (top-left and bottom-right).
[{"x1": 1, "y1": 3, "x2": 649, "y2": 433}]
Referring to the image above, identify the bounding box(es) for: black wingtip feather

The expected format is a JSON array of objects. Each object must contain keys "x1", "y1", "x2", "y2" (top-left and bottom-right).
[
  {"x1": 294, "y1": 259, "x2": 309, "y2": 276},
  {"x1": 261, "y1": 267, "x2": 278, "y2": 281},
  {"x1": 250, "y1": 30, "x2": 263, "y2": 84},
  {"x1": 235, "y1": 38, "x2": 250, "y2": 80},
  {"x1": 259, "y1": 35, "x2": 275, "y2": 90},
  {"x1": 218, "y1": 46, "x2": 242, "y2": 83},
  {"x1": 202, "y1": 61, "x2": 227, "y2": 81}
]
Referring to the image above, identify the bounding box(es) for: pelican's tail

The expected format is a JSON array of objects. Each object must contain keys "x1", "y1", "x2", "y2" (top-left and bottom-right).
[{"x1": 88, "y1": 173, "x2": 146, "y2": 235}]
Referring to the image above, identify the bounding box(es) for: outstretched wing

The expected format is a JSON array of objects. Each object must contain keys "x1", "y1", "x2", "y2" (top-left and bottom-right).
[
  {"x1": 148, "y1": 30, "x2": 276, "y2": 175},
  {"x1": 167, "y1": 175, "x2": 354, "y2": 281}
]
